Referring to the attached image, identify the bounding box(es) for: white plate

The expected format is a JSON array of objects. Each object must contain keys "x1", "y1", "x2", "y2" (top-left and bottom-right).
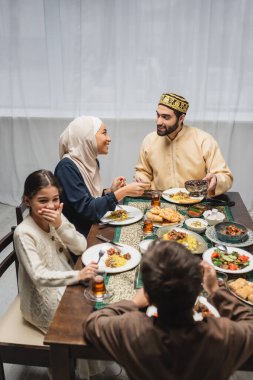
[
  {"x1": 152, "y1": 213, "x2": 185, "y2": 228},
  {"x1": 162, "y1": 188, "x2": 203, "y2": 204},
  {"x1": 156, "y1": 226, "x2": 208, "y2": 254},
  {"x1": 193, "y1": 296, "x2": 220, "y2": 321},
  {"x1": 101, "y1": 205, "x2": 143, "y2": 226},
  {"x1": 146, "y1": 296, "x2": 219, "y2": 320},
  {"x1": 205, "y1": 226, "x2": 253, "y2": 247},
  {"x1": 81, "y1": 243, "x2": 141, "y2": 274},
  {"x1": 203, "y1": 246, "x2": 253, "y2": 274}
]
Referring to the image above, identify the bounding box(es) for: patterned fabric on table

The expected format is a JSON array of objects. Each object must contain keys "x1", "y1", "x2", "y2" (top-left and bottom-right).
[{"x1": 95, "y1": 197, "x2": 251, "y2": 308}]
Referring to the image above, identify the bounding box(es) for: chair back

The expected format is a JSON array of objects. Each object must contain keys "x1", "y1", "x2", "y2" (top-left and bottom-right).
[
  {"x1": 16, "y1": 202, "x2": 28, "y2": 225},
  {"x1": 0, "y1": 229, "x2": 49, "y2": 379}
]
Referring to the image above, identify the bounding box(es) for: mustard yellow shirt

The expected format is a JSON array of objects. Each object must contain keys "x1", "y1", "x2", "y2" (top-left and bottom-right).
[{"x1": 135, "y1": 125, "x2": 233, "y2": 196}]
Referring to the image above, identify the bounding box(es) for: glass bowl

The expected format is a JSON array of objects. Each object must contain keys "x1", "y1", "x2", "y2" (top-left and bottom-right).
[
  {"x1": 185, "y1": 180, "x2": 208, "y2": 197},
  {"x1": 214, "y1": 222, "x2": 248, "y2": 243}
]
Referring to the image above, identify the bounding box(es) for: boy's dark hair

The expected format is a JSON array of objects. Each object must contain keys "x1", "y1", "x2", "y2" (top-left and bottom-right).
[
  {"x1": 23, "y1": 169, "x2": 61, "y2": 199},
  {"x1": 141, "y1": 240, "x2": 202, "y2": 324}
]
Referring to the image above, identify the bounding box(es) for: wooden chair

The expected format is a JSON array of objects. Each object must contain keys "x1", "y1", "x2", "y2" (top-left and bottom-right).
[
  {"x1": 0, "y1": 229, "x2": 50, "y2": 380},
  {"x1": 15, "y1": 202, "x2": 28, "y2": 225}
]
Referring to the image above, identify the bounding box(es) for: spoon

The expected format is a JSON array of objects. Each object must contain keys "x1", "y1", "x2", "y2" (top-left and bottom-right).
[{"x1": 215, "y1": 244, "x2": 228, "y2": 253}]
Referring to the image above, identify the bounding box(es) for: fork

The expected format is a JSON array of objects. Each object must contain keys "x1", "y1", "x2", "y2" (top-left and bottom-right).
[{"x1": 97, "y1": 249, "x2": 105, "y2": 264}]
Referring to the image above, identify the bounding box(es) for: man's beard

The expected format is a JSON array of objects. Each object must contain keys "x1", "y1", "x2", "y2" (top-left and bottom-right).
[{"x1": 157, "y1": 120, "x2": 179, "y2": 136}]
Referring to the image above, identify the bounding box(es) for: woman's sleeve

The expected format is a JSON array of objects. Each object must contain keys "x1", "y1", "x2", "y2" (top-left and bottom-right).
[{"x1": 55, "y1": 160, "x2": 118, "y2": 222}]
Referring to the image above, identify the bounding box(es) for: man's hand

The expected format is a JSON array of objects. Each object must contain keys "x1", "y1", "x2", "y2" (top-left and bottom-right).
[{"x1": 203, "y1": 173, "x2": 217, "y2": 193}]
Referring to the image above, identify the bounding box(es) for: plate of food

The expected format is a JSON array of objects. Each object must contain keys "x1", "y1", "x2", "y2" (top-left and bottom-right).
[
  {"x1": 227, "y1": 278, "x2": 253, "y2": 306},
  {"x1": 101, "y1": 205, "x2": 143, "y2": 226},
  {"x1": 205, "y1": 226, "x2": 253, "y2": 247},
  {"x1": 81, "y1": 243, "x2": 141, "y2": 274},
  {"x1": 202, "y1": 247, "x2": 253, "y2": 274},
  {"x1": 162, "y1": 188, "x2": 204, "y2": 204},
  {"x1": 145, "y1": 206, "x2": 184, "y2": 227},
  {"x1": 193, "y1": 296, "x2": 220, "y2": 320},
  {"x1": 156, "y1": 226, "x2": 208, "y2": 254},
  {"x1": 146, "y1": 296, "x2": 219, "y2": 320}
]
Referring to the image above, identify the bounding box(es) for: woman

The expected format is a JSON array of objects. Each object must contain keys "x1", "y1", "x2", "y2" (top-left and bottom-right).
[
  {"x1": 54, "y1": 116, "x2": 149, "y2": 236},
  {"x1": 14, "y1": 169, "x2": 104, "y2": 379}
]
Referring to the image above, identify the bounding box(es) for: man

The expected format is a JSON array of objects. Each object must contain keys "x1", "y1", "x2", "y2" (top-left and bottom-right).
[
  {"x1": 84, "y1": 241, "x2": 253, "y2": 380},
  {"x1": 135, "y1": 93, "x2": 233, "y2": 195}
]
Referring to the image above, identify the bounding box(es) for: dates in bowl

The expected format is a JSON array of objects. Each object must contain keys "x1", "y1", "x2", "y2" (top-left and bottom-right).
[{"x1": 215, "y1": 221, "x2": 248, "y2": 244}]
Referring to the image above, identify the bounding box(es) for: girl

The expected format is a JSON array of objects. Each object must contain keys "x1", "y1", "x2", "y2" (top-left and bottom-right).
[
  {"x1": 55, "y1": 116, "x2": 149, "y2": 236},
  {"x1": 14, "y1": 169, "x2": 98, "y2": 333}
]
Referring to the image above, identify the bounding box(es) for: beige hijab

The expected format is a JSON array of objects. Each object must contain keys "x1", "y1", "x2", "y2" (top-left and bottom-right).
[{"x1": 59, "y1": 116, "x2": 103, "y2": 197}]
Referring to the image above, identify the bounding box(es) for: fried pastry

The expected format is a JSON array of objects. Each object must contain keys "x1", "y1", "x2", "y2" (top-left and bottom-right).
[
  {"x1": 228, "y1": 278, "x2": 248, "y2": 292},
  {"x1": 235, "y1": 285, "x2": 253, "y2": 299},
  {"x1": 146, "y1": 211, "x2": 163, "y2": 223}
]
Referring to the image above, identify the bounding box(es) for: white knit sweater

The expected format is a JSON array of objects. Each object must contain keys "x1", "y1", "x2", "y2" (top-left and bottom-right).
[{"x1": 14, "y1": 214, "x2": 87, "y2": 333}]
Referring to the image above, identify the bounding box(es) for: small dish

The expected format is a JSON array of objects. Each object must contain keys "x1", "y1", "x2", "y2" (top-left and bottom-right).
[
  {"x1": 184, "y1": 180, "x2": 208, "y2": 197},
  {"x1": 203, "y1": 209, "x2": 225, "y2": 226},
  {"x1": 187, "y1": 204, "x2": 207, "y2": 218},
  {"x1": 214, "y1": 222, "x2": 248, "y2": 244},
  {"x1": 185, "y1": 218, "x2": 208, "y2": 233},
  {"x1": 139, "y1": 239, "x2": 154, "y2": 254}
]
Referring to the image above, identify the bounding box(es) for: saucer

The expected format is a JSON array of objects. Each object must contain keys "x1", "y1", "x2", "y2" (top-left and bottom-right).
[{"x1": 84, "y1": 288, "x2": 114, "y2": 303}]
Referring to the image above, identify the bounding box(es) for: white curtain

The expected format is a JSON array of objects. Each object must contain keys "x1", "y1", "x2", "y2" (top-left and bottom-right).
[{"x1": 0, "y1": 0, "x2": 253, "y2": 214}]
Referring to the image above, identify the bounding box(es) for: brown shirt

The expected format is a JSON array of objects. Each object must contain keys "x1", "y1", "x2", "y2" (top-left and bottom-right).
[{"x1": 84, "y1": 288, "x2": 253, "y2": 380}]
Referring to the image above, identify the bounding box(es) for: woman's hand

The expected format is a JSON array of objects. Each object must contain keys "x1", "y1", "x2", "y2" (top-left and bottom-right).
[
  {"x1": 110, "y1": 176, "x2": 126, "y2": 192},
  {"x1": 78, "y1": 261, "x2": 98, "y2": 281},
  {"x1": 201, "y1": 261, "x2": 219, "y2": 295},
  {"x1": 39, "y1": 203, "x2": 63, "y2": 229},
  {"x1": 125, "y1": 182, "x2": 150, "y2": 196}
]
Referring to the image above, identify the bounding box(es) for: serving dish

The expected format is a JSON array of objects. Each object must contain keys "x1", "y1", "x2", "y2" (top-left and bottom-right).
[
  {"x1": 156, "y1": 226, "x2": 208, "y2": 254},
  {"x1": 162, "y1": 188, "x2": 203, "y2": 204},
  {"x1": 184, "y1": 180, "x2": 208, "y2": 197},
  {"x1": 82, "y1": 243, "x2": 141, "y2": 274},
  {"x1": 101, "y1": 205, "x2": 143, "y2": 226},
  {"x1": 205, "y1": 226, "x2": 253, "y2": 248},
  {"x1": 214, "y1": 221, "x2": 248, "y2": 243},
  {"x1": 226, "y1": 278, "x2": 253, "y2": 306},
  {"x1": 202, "y1": 246, "x2": 253, "y2": 274}
]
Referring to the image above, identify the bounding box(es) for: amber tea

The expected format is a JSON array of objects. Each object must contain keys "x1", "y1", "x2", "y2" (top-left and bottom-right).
[
  {"x1": 92, "y1": 275, "x2": 106, "y2": 297},
  {"x1": 143, "y1": 217, "x2": 154, "y2": 235},
  {"x1": 151, "y1": 192, "x2": 161, "y2": 207}
]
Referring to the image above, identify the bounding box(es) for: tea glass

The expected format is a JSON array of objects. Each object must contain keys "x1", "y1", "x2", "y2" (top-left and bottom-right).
[
  {"x1": 151, "y1": 191, "x2": 161, "y2": 207},
  {"x1": 84, "y1": 270, "x2": 113, "y2": 303},
  {"x1": 143, "y1": 215, "x2": 154, "y2": 236}
]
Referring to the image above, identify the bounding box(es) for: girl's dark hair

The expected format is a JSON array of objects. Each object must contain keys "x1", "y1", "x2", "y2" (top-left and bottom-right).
[{"x1": 23, "y1": 170, "x2": 61, "y2": 199}]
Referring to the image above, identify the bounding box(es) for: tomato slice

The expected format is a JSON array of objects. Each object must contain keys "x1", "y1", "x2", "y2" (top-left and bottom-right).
[
  {"x1": 239, "y1": 255, "x2": 249, "y2": 262},
  {"x1": 211, "y1": 251, "x2": 220, "y2": 259},
  {"x1": 228, "y1": 263, "x2": 239, "y2": 270}
]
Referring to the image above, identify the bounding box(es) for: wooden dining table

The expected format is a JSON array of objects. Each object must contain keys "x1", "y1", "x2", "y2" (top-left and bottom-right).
[{"x1": 44, "y1": 192, "x2": 253, "y2": 380}]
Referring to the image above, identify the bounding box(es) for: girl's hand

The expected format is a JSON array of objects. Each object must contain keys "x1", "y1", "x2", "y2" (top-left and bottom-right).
[
  {"x1": 78, "y1": 262, "x2": 98, "y2": 281},
  {"x1": 111, "y1": 176, "x2": 126, "y2": 192},
  {"x1": 39, "y1": 203, "x2": 63, "y2": 229}
]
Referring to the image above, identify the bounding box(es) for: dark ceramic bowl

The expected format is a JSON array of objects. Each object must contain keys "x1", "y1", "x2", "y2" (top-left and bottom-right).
[
  {"x1": 215, "y1": 221, "x2": 248, "y2": 243},
  {"x1": 185, "y1": 180, "x2": 208, "y2": 197}
]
